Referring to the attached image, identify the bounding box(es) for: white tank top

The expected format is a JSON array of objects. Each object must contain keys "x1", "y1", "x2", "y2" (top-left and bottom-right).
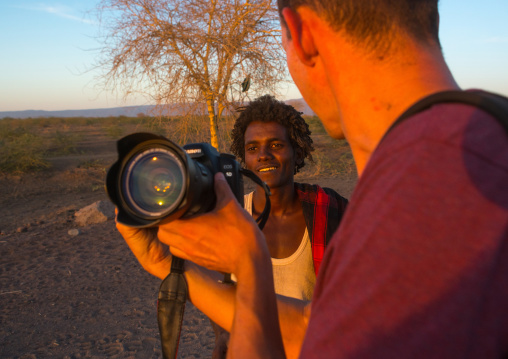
[{"x1": 244, "y1": 192, "x2": 316, "y2": 301}]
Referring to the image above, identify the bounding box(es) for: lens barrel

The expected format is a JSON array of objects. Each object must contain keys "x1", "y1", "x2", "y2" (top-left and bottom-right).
[{"x1": 106, "y1": 133, "x2": 223, "y2": 228}]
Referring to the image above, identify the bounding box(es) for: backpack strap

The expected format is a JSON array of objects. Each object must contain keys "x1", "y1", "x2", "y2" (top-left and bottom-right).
[{"x1": 382, "y1": 90, "x2": 508, "y2": 142}]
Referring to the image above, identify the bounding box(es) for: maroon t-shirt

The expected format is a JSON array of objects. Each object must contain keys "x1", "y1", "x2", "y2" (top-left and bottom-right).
[{"x1": 301, "y1": 103, "x2": 508, "y2": 358}]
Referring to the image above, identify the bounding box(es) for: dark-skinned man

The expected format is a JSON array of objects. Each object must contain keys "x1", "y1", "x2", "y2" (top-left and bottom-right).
[{"x1": 209, "y1": 95, "x2": 348, "y2": 358}]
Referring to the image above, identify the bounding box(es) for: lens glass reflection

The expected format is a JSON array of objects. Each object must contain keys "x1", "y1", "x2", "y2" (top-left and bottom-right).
[{"x1": 123, "y1": 148, "x2": 185, "y2": 217}]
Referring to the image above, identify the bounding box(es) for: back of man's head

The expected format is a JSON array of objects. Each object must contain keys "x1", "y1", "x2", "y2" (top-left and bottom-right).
[{"x1": 277, "y1": 0, "x2": 440, "y2": 52}]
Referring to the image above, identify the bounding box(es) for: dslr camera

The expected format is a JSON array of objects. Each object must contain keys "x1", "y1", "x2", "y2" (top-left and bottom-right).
[{"x1": 106, "y1": 132, "x2": 244, "y2": 228}]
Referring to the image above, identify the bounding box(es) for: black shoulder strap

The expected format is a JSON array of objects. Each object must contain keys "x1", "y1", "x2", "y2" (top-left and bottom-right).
[{"x1": 383, "y1": 90, "x2": 508, "y2": 141}]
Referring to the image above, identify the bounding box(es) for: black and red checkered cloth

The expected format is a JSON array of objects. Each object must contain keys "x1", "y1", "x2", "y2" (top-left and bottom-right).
[{"x1": 295, "y1": 183, "x2": 348, "y2": 276}]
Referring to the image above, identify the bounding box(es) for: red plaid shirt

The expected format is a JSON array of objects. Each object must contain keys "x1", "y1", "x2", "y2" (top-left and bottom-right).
[{"x1": 295, "y1": 183, "x2": 348, "y2": 276}]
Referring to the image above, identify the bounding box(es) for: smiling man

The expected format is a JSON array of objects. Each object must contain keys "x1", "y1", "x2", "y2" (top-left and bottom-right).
[
  {"x1": 210, "y1": 94, "x2": 348, "y2": 358},
  {"x1": 231, "y1": 95, "x2": 348, "y2": 278}
]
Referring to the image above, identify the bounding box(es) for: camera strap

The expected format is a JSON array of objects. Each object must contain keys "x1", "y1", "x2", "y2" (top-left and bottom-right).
[
  {"x1": 240, "y1": 168, "x2": 272, "y2": 230},
  {"x1": 157, "y1": 256, "x2": 187, "y2": 359}
]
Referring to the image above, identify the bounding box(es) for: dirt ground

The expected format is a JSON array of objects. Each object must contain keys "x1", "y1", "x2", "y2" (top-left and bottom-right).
[{"x1": 0, "y1": 129, "x2": 357, "y2": 358}]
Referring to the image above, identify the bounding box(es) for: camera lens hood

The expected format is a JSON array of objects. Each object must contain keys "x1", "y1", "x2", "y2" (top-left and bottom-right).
[{"x1": 106, "y1": 133, "x2": 197, "y2": 228}]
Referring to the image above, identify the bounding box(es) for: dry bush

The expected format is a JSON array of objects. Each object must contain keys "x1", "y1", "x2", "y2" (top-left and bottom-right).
[
  {"x1": 0, "y1": 123, "x2": 50, "y2": 173},
  {"x1": 298, "y1": 116, "x2": 357, "y2": 178},
  {"x1": 146, "y1": 114, "x2": 237, "y2": 153},
  {"x1": 0, "y1": 115, "x2": 355, "y2": 178}
]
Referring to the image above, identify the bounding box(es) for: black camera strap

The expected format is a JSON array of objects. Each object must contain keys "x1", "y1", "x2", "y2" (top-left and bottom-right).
[
  {"x1": 157, "y1": 256, "x2": 187, "y2": 359},
  {"x1": 240, "y1": 168, "x2": 272, "y2": 230},
  {"x1": 157, "y1": 170, "x2": 271, "y2": 358}
]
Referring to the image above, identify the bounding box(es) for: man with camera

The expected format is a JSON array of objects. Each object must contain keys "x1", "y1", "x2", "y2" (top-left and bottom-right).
[
  {"x1": 116, "y1": 95, "x2": 348, "y2": 358},
  {"x1": 118, "y1": 0, "x2": 508, "y2": 357}
]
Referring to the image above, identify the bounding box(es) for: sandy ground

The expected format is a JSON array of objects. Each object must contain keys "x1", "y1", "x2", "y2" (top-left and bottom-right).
[{"x1": 0, "y1": 136, "x2": 357, "y2": 358}]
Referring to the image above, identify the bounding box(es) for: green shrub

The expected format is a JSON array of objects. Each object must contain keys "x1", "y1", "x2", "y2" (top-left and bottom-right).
[
  {"x1": 0, "y1": 113, "x2": 356, "y2": 178},
  {"x1": 105, "y1": 124, "x2": 124, "y2": 139},
  {"x1": 50, "y1": 130, "x2": 82, "y2": 155},
  {"x1": 305, "y1": 115, "x2": 327, "y2": 135},
  {"x1": 0, "y1": 130, "x2": 50, "y2": 173}
]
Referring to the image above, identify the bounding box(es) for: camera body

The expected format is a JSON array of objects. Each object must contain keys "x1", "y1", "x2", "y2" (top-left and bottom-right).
[
  {"x1": 106, "y1": 132, "x2": 243, "y2": 228},
  {"x1": 183, "y1": 141, "x2": 244, "y2": 210}
]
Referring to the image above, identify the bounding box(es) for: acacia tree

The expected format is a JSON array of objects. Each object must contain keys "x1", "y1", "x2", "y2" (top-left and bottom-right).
[{"x1": 94, "y1": 0, "x2": 288, "y2": 149}]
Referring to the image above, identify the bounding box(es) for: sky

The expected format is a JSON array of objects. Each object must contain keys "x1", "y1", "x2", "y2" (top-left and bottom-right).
[{"x1": 0, "y1": 0, "x2": 507, "y2": 112}]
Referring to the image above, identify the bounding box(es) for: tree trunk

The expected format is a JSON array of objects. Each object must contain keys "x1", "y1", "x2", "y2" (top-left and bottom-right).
[
  {"x1": 218, "y1": 102, "x2": 225, "y2": 121},
  {"x1": 206, "y1": 97, "x2": 219, "y2": 150}
]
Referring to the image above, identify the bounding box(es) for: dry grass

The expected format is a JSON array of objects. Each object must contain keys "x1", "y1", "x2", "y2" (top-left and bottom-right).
[
  {"x1": 0, "y1": 115, "x2": 355, "y2": 178},
  {"x1": 299, "y1": 116, "x2": 356, "y2": 178}
]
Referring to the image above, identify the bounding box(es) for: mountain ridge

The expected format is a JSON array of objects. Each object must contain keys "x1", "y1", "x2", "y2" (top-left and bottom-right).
[{"x1": 0, "y1": 99, "x2": 315, "y2": 119}]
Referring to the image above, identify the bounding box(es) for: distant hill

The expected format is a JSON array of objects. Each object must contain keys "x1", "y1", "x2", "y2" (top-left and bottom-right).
[
  {"x1": 284, "y1": 99, "x2": 315, "y2": 116},
  {"x1": 0, "y1": 105, "x2": 158, "y2": 119},
  {"x1": 0, "y1": 98, "x2": 315, "y2": 119}
]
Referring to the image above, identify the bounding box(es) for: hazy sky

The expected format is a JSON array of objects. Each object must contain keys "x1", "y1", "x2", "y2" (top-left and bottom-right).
[{"x1": 0, "y1": 0, "x2": 507, "y2": 112}]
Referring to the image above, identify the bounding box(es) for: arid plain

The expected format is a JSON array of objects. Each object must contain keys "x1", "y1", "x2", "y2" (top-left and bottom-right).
[{"x1": 0, "y1": 116, "x2": 357, "y2": 358}]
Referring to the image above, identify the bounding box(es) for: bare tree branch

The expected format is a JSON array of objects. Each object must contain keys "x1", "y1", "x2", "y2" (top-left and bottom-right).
[{"x1": 93, "y1": 0, "x2": 288, "y2": 149}]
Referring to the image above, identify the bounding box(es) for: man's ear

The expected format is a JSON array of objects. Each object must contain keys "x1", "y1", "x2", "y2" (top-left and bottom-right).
[{"x1": 281, "y1": 7, "x2": 318, "y2": 66}]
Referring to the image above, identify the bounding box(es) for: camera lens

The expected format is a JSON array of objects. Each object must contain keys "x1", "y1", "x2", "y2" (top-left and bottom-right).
[{"x1": 122, "y1": 148, "x2": 186, "y2": 218}]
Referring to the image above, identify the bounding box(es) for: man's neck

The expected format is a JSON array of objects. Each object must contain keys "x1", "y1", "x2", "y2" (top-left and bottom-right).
[
  {"x1": 252, "y1": 180, "x2": 299, "y2": 217},
  {"x1": 321, "y1": 34, "x2": 460, "y2": 175}
]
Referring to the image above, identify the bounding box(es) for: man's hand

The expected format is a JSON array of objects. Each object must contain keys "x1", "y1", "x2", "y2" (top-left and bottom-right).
[
  {"x1": 116, "y1": 217, "x2": 172, "y2": 279},
  {"x1": 157, "y1": 173, "x2": 285, "y2": 358},
  {"x1": 116, "y1": 172, "x2": 290, "y2": 358},
  {"x1": 116, "y1": 172, "x2": 265, "y2": 280},
  {"x1": 157, "y1": 172, "x2": 266, "y2": 277}
]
